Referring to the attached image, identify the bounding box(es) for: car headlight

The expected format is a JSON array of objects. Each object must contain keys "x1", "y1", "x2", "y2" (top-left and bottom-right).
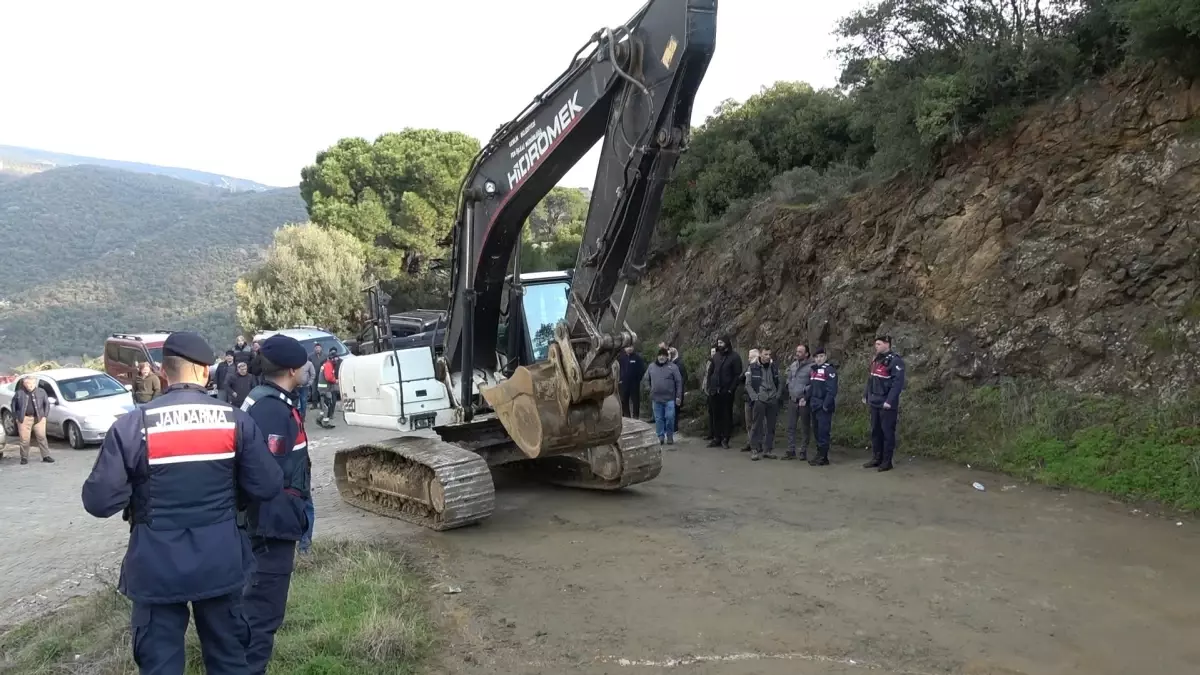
[{"x1": 83, "y1": 415, "x2": 115, "y2": 429}]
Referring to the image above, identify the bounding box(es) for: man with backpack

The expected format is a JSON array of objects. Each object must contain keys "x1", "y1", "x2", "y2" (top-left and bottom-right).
[{"x1": 316, "y1": 348, "x2": 342, "y2": 429}]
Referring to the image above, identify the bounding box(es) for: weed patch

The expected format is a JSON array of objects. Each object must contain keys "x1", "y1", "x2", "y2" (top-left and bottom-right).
[
  {"x1": 0, "y1": 541, "x2": 434, "y2": 675},
  {"x1": 821, "y1": 360, "x2": 1200, "y2": 510}
]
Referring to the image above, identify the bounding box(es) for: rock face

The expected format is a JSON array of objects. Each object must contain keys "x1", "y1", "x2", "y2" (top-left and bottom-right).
[{"x1": 637, "y1": 68, "x2": 1200, "y2": 394}]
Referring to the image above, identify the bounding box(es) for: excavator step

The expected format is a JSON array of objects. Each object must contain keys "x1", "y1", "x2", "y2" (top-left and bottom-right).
[{"x1": 333, "y1": 438, "x2": 495, "y2": 531}]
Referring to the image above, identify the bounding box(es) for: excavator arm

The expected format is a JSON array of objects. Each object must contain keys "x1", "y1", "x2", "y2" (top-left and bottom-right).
[{"x1": 444, "y1": 0, "x2": 717, "y2": 458}]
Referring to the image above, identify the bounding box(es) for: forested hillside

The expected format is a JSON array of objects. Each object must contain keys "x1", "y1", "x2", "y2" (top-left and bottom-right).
[
  {"x1": 632, "y1": 0, "x2": 1200, "y2": 508},
  {"x1": 0, "y1": 145, "x2": 274, "y2": 191},
  {"x1": 0, "y1": 166, "x2": 307, "y2": 365}
]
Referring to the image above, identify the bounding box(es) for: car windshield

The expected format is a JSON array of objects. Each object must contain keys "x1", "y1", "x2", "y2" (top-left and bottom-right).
[
  {"x1": 523, "y1": 281, "x2": 570, "y2": 362},
  {"x1": 146, "y1": 346, "x2": 164, "y2": 365},
  {"x1": 56, "y1": 374, "x2": 128, "y2": 402},
  {"x1": 300, "y1": 336, "x2": 347, "y2": 358}
]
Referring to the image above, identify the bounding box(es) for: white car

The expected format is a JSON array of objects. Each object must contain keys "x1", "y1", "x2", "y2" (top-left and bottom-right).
[
  {"x1": 253, "y1": 326, "x2": 350, "y2": 359},
  {"x1": 0, "y1": 368, "x2": 137, "y2": 449}
]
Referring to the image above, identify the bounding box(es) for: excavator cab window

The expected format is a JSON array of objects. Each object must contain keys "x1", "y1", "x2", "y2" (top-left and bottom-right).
[{"x1": 522, "y1": 280, "x2": 570, "y2": 362}]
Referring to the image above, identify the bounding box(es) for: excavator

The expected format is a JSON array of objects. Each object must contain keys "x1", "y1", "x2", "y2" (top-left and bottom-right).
[{"x1": 332, "y1": 0, "x2": 717, "y2": 530}]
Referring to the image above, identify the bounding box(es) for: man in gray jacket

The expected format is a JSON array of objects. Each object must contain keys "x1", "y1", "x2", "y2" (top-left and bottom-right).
[
  {"x1": 745, "y1": 347, "x2": 781, "y2": 460},
  {"x1": 296, "y1": 358, "x2": 317, "y2": 420},
  {"x1": 784, "y1": 344, "x2": 814, "y2": 460},
  {"x1": 643, "y1": 348, "x2": 683, "y2": 446}
]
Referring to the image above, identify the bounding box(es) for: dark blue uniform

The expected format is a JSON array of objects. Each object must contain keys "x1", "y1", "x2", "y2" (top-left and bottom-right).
[
  {"x1": 240, "y1": 379, "x2": 311, "y2": 675},
  {"x1": 864, "y1": 350, "x2": 906, "y2": 470},
  {"x1": 82, "y1": 382, "x2": 283, "y2": 675},
  {"x1": 807, "y1": 360, "x2": 838, "y2": 465}
]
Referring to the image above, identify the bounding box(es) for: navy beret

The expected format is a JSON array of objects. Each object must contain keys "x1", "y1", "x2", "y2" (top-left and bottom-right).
[
  {"x1": 259, "y1": 334, "x2": 309, "y2": 369},
  {"x1": 162, "y1": 332, "x2": 215, "y2": 366}
]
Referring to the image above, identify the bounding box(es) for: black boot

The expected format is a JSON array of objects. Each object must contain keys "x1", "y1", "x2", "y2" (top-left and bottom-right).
[
  {"x1": 809, "y1": 448, "x2": 829, "y2": 466},
  {"x1": 706, "y1": 438, "x2": 721, "y2": 447},
  {"x1": 877, "y1": 462, "x2": 893, "y2": 472},
  {"x1": 781, "y1": 451, "x2": 796, "y2": 460},
  {"x1": 863, "y1": 456, "x2": 881, "y2": 468},
  {"x1": 721, "y1": 438, "x2": 730, "y2": 449},
  {"x1": 42, "y1": 456, "x2": 55, "y2": 463},
  {"x1": 797, "y1": 450, "x2": 808, "y2": 461}
]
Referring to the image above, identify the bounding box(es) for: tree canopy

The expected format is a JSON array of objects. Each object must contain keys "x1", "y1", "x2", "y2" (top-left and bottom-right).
[
  {"x1": 235, "y1": 223, "x2": 369, "y2": 336},
  {"x1": 299, "y1": 129, "x2": 480, "y2": 279},
  {"x1": 657, "y1": 0, "x2": 1200, "y2": 248},
  {"x1": 298, "y1": 130, "x2": 592, "y2": 310}
]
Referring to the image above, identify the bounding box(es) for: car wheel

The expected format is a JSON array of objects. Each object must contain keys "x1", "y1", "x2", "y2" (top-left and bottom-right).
[
  {"x1": 66, "y1": 421, "x2": 85, "y2": 449},
  {"x1": 1, "y1": 410, "x2": 14, "y2": 437}
]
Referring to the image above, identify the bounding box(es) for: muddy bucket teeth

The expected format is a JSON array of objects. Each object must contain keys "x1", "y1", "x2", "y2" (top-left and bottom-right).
[
  {"x1": 522, "y1": 418, "x2": 663, "y2": 490},
  {"x1": 481, "y1": 359, "x2": 623, "y2": 459}
]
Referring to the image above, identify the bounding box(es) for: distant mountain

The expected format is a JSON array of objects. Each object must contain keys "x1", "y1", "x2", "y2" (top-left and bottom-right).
[
  {"x1": 0, "y1": 145, "x2": 277, "y2": 192},
  {"x1": 0, "y1": 165, "x2": 308, "y2": 366}
]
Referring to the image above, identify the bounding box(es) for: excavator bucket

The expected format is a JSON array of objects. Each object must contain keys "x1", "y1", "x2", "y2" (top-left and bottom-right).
[{"x1": 482, "y1": 359, "x2": 623, "y2": 459}]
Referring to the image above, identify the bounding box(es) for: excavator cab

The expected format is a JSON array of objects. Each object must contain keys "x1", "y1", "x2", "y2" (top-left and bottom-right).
[{"x1": 496, "y1": 270, "x2": 572, "y2": 370}]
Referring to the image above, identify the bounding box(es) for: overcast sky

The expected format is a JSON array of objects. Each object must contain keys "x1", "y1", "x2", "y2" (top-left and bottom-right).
[{"x1": 1, "y1": 0, "x2": 868, "y2": 188}]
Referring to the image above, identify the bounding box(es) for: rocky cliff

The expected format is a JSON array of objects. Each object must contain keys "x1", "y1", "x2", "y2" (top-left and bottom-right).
[{"x1": 637, "y1": 68, "x2": 1200, "y2": 394}]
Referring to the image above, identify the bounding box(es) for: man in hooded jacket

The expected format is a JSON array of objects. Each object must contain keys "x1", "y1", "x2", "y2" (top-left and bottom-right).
[{"x1": 706, "y1": 335, "x2": 742, "y2": 449}]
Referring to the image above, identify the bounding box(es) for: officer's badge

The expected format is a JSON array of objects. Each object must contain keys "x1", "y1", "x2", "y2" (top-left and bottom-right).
[{"x1": 267, "y1": 434, "x2": 287, "y2": 456}]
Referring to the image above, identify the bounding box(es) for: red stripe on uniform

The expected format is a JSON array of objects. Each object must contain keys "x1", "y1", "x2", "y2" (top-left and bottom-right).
[
  {"x1": 147, "y1": 427, "x2": 237, "y2": 461},
  {"x1": 292, "y1": 410, "x2": 307, "y2": 446}
]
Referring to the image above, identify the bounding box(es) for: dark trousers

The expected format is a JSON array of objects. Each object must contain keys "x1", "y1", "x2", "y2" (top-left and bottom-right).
[
  {"x1": 321, "y1": 388, "x2": 339, "y2": 421},
  {"x1": 813, "y1": 406, "x2": 834, "y2": 459},
  {"x1": 130, "y1": 592, "x2": 249, "y2": 675},
  {"x1": 787, "y1": 400, "x2": 812, "y2": 453},
  {"x1": 870, "y1": 406, "x2": 899, "y2": 464},
  {"x1": 705, "y1": 394, "x2": 716, "y2": 437},
  {"x1": 711, "y1": 390, "x2": 734, "y2": 440},
  {"x1": 244, "y1": 537, "x2": 297, "y2": 675},
  {"x1": 620, "y1": 387, "x2": 641, "y2": 419},
  {"x1": 295, "y1": 386, "x2": 309, "y2": 419},
  {"x1": 749, "y1": 400, "x2": 779, "y2": 452}
]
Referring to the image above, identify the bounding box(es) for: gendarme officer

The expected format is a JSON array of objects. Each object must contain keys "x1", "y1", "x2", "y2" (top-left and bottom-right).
[
  {"x1": 81, "y1": 331, "x2": 284, "y2": 674},
  {"x1": 863, "y1": 334, "x2": 906, "y2": 472},
  {"x1": 240, "y1": 334, "x2": 313, "y2": 675}
]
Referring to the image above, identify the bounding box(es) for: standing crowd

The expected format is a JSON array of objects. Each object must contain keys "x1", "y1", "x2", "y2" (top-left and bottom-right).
[
  {"x1": 80, "y1": 331, "x2": 329, "y2": 674},
  {"x1": 618, "y1": 334, "x2": 906, "y2": 471}
]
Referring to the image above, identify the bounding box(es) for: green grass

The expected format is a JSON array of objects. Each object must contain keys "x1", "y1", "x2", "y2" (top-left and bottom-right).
[
  {"x1": 674, "y1": 356, "x2": 1200, "y2": 510},
  {"x1": 822, "y1": 360, "x2": 1200, "y2": 510},
  {"x1": 0, "y1": 541, "x2": 435, "y2": 675}
]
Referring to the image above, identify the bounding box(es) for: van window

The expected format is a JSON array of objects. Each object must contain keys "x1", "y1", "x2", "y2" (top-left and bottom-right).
[{"x1": 117, "y1": 346, "x2": 144, "y2": 367}]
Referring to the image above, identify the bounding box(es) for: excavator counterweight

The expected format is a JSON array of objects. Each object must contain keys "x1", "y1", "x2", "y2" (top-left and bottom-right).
[{"x1": 332, "y1": 0, "x2": 717, "y2": 530}]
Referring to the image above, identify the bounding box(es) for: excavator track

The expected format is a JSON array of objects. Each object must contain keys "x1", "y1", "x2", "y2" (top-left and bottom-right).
[
  {"x1": 333, "y1": 438, "x2": 495, "y2": 531},
  {"x1": 524, "y1": 418, "x2": 662, "y2": 490}
]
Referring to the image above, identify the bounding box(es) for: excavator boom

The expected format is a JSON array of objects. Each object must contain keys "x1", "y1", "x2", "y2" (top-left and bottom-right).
[{"x1": 446, "y1": 0, "x2": 718, "y2": 457}]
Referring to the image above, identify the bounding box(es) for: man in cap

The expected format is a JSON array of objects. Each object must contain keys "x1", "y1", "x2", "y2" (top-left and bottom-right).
[
  {"x1": 81, "y1": 331, "x2": 284, "y2": 674},
  {"x1": 863, "y1": 334, "x2": 906, "y2": 472},
  {"x1": 807, "y1": 347, "x2": 838, "y2": 466},
  {"x1": 239, "y1": 334, "x2": 314, "y2": 674}
]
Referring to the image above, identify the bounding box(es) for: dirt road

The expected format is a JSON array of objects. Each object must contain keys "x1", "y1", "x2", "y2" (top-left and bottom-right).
[{"x1": 3, "y1": 425, "x2": 1198, "y2": 674}]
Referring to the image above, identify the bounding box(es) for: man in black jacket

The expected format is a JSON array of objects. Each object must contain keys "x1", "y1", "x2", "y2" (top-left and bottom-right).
[
  {"x1": 706, "y1": 335, "x2": 742, "y2": 449},
  {"x1": 225, "y1": 361, "x2": 258, "y2": 409},
  {"x1": 617, "y1": 345, "x2": 647, "y2": 419},
  {"x1": 13, "y1": 376, "x2": 53, "y2": 465}
]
